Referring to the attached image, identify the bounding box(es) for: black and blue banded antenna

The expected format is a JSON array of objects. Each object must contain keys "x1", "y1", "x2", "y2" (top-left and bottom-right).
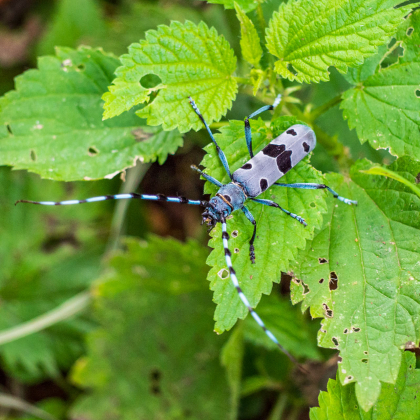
[{"x1": 16, "y1": 95, "x2": 357, "y2": 368}]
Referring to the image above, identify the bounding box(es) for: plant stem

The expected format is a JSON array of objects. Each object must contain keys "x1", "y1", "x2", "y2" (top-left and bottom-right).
[
  {"x1": 105, "y1": 161, "x2": 151, "y2": 254},
  {"x1": 268, "y1": 393, "x2": 288, "y2": 420},
  {"x1": 234, "y1": 76, "x2": 254, "y2": 86},
  {"x1": 0, "y1": 291, "x2": 91, "y2": 346},
  {"x1": 309, "y1": 94, "x2": 342, "y2": 121},
  {"x1": 0, "y1": 393, "x2": 58, "y2": 420}
]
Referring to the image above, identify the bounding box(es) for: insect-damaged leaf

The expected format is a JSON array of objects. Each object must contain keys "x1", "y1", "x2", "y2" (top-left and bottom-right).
[
  {"x1": 265, "y1": 0, "x2": 414, "y2": 83},
  {"x1": 291, "y1": 157, "x2": 420, "y2": 411},
  {"x1": 201, "y1": 117, "x2": 327, "y2": 334},
  {"x1": 310, "y1": 352, "x2": 420, "y2": 419},
  {"x1": 103, "y1": 21, "x2": 238, "y2": 133},
  {"x1": 0, "y1": 47, "x2": 182, "y2": 181},
  {"x1": 70, "y1": 236, "x2": 232, "y2": 420},
  {"x1": 341, "y1": 10, "x2": 420, "y2": 160}
]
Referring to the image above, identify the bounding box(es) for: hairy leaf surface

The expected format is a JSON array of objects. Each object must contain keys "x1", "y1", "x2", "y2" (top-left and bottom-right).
[
  {"x1": 103, "y1": 21, "x2": 237, "y2": 133},
  {"x1": 71, "y1": 236, "x2": 232, "y2": 420},
  {"x1": 266, "y1": 0, "x2": 414, "y2": 83},
  {"x1": 310, "y1": 352, "x2": 420, "y2": 419},
  {"x1": 0, "y1": 47, "x2": 182, "y2": 181},
  {"x1": 341, "y1": 11, "x2": 420, "y2": 159},
  {"x1": 201, "y1": 117, "x2": 327, "y2": 333},
  {"x1": 291, "y1": 158, "x2": 420, "y2": 410}
]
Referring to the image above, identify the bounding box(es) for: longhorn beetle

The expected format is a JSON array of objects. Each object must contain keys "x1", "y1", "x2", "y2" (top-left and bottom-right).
[{"x1": 16, "y1": 95, "x2": 357, "y2": 366}]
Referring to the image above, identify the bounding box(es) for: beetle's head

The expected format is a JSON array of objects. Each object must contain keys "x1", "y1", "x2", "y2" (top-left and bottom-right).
[{"x1": 201, "y1": 196, "x2": 232, "y2": 229}]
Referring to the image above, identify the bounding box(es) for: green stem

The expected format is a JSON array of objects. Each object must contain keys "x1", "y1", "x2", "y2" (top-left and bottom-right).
[
  {"x1": 361, "y1": 166, "x2": 420, "y2": 198},
  {"x1": 268, "y1": 393, "x2": 288, "y2": 420},
  {"x1": 105, "y1": 162, "x2": 151, "y2": 254},
  {"x1": 0, "y1": 393, "x2": 58, "y2": 420},
  {"x1": 309, "y1": 94, "x2": 342, "y2": 121},
  {"x1": 0, "y1": 291, "x2": 91, "y2": 346},
  {"x1": 234, "y1": 76, "x2": 254, "y2": 86}
]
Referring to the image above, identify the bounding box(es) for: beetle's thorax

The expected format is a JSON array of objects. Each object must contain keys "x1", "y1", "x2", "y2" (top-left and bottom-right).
[{"x1": 201, "y1": 182, "x2": 247, "y2": 228}]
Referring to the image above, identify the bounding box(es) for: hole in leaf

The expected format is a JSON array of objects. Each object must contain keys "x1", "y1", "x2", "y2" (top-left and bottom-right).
[
  {"x1": 319, "y1": 258, "x2": 328, "y2": 264},
  {"x1": 364, "y1": 351, "x2": 368, "y2": 355},
  {"x1": 416, "y1": 173, "x2": 420, "y2": 184},
  {"x1": 231, "y1": 230, "x2": 238, "y2": 238},
  {"x1": 310, "y1": 202, "x2": 316, "y2": 208},
  {"x1": 302, "y1": 282, "x2": 310, "y2": 295},
  {"x1": 140, "y1": 73, "x2": 162, "y2": 89},
  {"x1": 234, "y1": 248, "x2": 239, "y2": 254},
  {"x1": 323, "y1": 303, "x2": 333, "y2": 318},
  {"x1": 30, "y1": 150, "x2": 36, "y2": 161},
  {"x1": 352, "y1": 327, "x2": 361, "y2": 332},
  {"x1": 416, "y1": 90, "x2": 420, "y2": 98},
  {"x1": 319, "y1": 278, "x2": 324, "y2": 284},
  {"x1": 407, "y1": 27, "x2": 414, "y2": 36},
  {"x1": 329, "y1": 271, "x2": 338, "y2": 290},
  {"x1": 332, "y1": 337, "x2": 339, "y2": 346},
  {"x1": 88, "y1": 146, "x2": 99, "y2": 156},
  {"x1": 6, "y1": 124, "x2": 12, "y2": 134},
  {"x1": 388, "y1": 38, "x2": 397, "y2": 48},
  {"x1": 361, "y1": 358, "x2": 368, "y2": 363},
  {"x1": 346, "y1": 375, "x2": 353, "y2": 381},
  {"x1": 218, "y1": 268, "x2": 229, "y2": 279},
  {"x1": 343, "y1": 328, "x2": 349, "y2": 334},
  {"x1": 286, "y1": 63, "x2": 298, "y2": 76},
  {"x1": 77, "y1": 63, "x2": 85, "y2": 71}
]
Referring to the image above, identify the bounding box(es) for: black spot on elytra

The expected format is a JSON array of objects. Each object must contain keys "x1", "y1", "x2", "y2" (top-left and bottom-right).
[
  {"x1": 276, "y1": 151, "x2": 293, "y2": 173},
  {"x1": 260, "y1": 178, "x2": 268, "y2": 192},
  {"x1": 223, "y1": 195, "x2": 232, "y2": 203},
  {"x1": 287, "y1": 128, "x2": 297, "y2": 136},
  {"x1": 303, "y1": 142, "x2": 310, "y2": 152},
  {"x1": 241, "y1": 163, "x2": 252, "y2": 170},
  {"x1": 262, "y1": 143, "x2": 285, "y2": 158}
]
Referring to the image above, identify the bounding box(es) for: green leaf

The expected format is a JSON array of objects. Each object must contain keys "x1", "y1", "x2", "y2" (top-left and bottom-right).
[
  {"x1": 71, "y1": 236, "x2": 232, "y2": 420},
  {"x1": 310, "y1": 352, "x2": 420, "y2": 419},
  {"x1": 243, "y1": 294, "x2": 322, "y2": 360},
  {"x1": 201, "y1": 117, "x2": 327, "y2": 333},
  {"x1": 36, "y1": 0, "x2": 106, "y2": 56},
  {"x1": 0, "y1": 47, "x2": 183, "y2": 181},
  {"x1": 199, "y1": 0, "x2": 263, "y2": 14},
  {"x1": 341, "y1": 11, "x2": 420, "y2": 159},
  {"x1": 235, "y1": 2, "x2": 263, "y2": 67},
  {"x1": 265, "y1": 0, "x2": 413, "y2": 83},
  {"x1": 291, "y1": 158, "x2": 420, "y2": 411},
  {"x1": 0, "y1": 167, "x2": 110, "y2": 382},
  {"x1": 103, "y1": 21, "x2": 238, "y2": 133}
]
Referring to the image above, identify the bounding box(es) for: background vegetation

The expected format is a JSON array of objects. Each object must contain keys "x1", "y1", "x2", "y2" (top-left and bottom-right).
[{"x1": 0, "y1": 0, "x2": 419, "y2": 419}]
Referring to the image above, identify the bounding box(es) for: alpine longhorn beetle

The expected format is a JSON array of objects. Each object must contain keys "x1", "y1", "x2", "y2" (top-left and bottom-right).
[{"x1": 16, "y1": 95, "x2": 357, "y2": 365}]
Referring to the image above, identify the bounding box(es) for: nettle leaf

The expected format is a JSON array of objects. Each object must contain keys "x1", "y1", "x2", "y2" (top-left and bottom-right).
[
  {"x1": 70, "y1": 236, "x2": 231, "y2": 420},
  {"x1": 201, "y1": 117, "x2": 327, "y2": 333},
  {"x1": 0, "y1": 46, "x2": 182, "y2": 181},
  {"x1": 290, "y1": 157, "x2": 420, "y2": 411},
  {"x1": 235, "y1": 3, "x2": 262, "y2": 67},
  {"x1": 103, "y1": 21, "x2": 238, "y2": 133},
  {"x1": 266, "y1": 0, "x2": 413, "y2": 83},
  {"x1": 310, "y1": 352, "x2": 420, "y2": 419},
  {"x1": 341, "y1": 11, "x2": 420, "y2": 159},
  {"x1": 199, "y1": 0, "x2": 263, "y2": 14}
]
